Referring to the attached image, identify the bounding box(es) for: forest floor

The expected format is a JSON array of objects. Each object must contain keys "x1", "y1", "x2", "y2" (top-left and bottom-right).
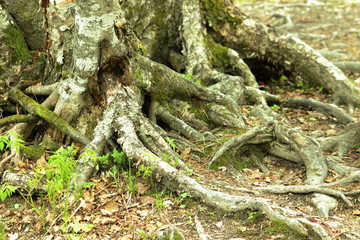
[{"x1": 1, "y1": 1, "x2": 360, "y2": 240}]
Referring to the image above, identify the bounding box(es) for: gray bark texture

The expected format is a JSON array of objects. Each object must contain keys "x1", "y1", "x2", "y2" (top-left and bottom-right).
[{"x1": 1, "y1": 0, "x2": 360, "y2": 239}]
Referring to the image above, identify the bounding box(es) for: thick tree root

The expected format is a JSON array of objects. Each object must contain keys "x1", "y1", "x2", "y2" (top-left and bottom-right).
[
  {"x1": 157, "y1": 106, "x2": 209, "y2": 141},
  {"x1": 204, "y1": 0, "x2": 360, "y2": 107},
  {"x1": 24, "y1": 83, "x2": 58, "y2": 96},
  {"x1": 209, "y1": 127, "x2": 270, "y2": 168},
  {"x1": 274, "y1": 122, "x2": 327, "y2": 185},
  {"x1": 320, "y1": 171, "x2": 360, "y2": 187},
  {"x1": 9, "y1": 88, "x2": 90, "y2": 145},
  {"x1": 257, "y1": 185, "x2": 352, "y2": 206},
  {"x1": 194, "y1": 215, "x2": 212, "y2": 240},
  {"x1": 0, "y1": 170, "x2": 46, "y2": 193},
  {"x1": 319, "y1": 122, "x2": 360, "y2": 155},
  {"x1": 0, "y1": 115, "x2": 36, "y2": 127},
  {"x1": 265, "y1": 92, "x2": 355, "y2": 124}
]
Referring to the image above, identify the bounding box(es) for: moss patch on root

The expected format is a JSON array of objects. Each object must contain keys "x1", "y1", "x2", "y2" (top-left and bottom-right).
[{"x1": 3, "y1": 24, "x2": 32, "y2": 63}]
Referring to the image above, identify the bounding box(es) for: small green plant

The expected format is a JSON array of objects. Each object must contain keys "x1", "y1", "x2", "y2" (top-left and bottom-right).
[
  {"x1": 136, "y1": 228, "x2": 148, "y2": 238},
  {"x1": 82, "y1": 181, "x2": 96, "y2": 189},
  {"x1": 166, "y1": 137, "x2": 176, "y2": 151},
  {"x1": 181, "y1": 168, "x2": 194, "y2": 176},
  {"x1": 98, "y1": 149, "x2": 126, "y2": 169},
  {"x1": 279, "y1": 75, "x2": 288, "y2": 83},
  {"x1": 155, "y1": 199, "x2": 165, "y2": 209},
  {"x1": 179, "y1": 192, "x2": 189, "y2": 209},
  {"x1": 41, "y1": 146, "x2": 78, "y2": 215},
  {"x1": 0, "y1": 183, "x2": 17, "y2": 201},
  {"x1": 112, "y1": 149, "x2": 126, "y2": 166},
  {"x1": 296, "y1": 81, "x2": 304, "y2": 88},
  {"x1": 207, "y1": 212, "x2": 215, "y2": 217},
  {"x1": 246, "y1": 211, "x2": 264, "y2": 223},
  {"x1": 126, "y1": 171, "x2": 137, "y2": 194},
  {"x1": 98, "y1": 149, "x2": 127, "y2": 186},
  {"x1": 0, "y1": 132, "x2": 25, "y2": 152},
  {"x1": 270, "y1": 104, "x2": 281, "y2": 111},
  {"x1": 181, "y1": 73, "x2": 201, "y2": 85},
  {"x1": 136, "y1": 164, "x2": 153, "y2": 179},
  {"x1": 0, "y1": 221, "x2": 5, "y2": 240}
]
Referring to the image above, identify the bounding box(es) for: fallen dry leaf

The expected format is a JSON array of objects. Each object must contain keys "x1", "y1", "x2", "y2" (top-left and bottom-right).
[
  {"x1": 137, "y1": 182, "x2": 150, "y2": 195},
  {"x1": 352, "y1": 210, "x2": 360, "y2": 216},
  {"x1": 139, "y1": 196, "x2": 156, "y2": 205},
  {"x1": 180, "y1": 147, "x2": 191, "y2": 157},
  {"x1": 93, "y1": 216, "x2": 117, "y2": 224},
  {"x1": 137, "y1": 209, "x2": 150, "y2": 217},
  {"x1": 100, "y1": 201, "x2": 119, "y2": 215}
]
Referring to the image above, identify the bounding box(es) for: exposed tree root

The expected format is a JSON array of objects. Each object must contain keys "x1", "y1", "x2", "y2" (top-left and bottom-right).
[
  {"x1": 2, "y1": 0, "x2": 360, "y2": 239},
  {"x1": 112, "y1": 86, "x2": 335, "y2": 237},
  {"x1": 157, "y1": 106, "x2": 209, "y2": 141},
  {"x1": 264, "y1": 92, "x2": 355, "y2": 124},
  {"x1": 8, "y1": 88, "x2": 90, "y2": 145},
  {"x1": 320, "y1": 171, "x2": 360, "y2": 187},
  {"x1": 334, "y1": 61, "x2": 360, "y2": 73},
  {"x1": 209, "y1": 127, "x2": 270, "y2": 168},
  {"x1": 195, "y1": 215, "x2": 212, "y2": 240},
  {"x1": 0, "y1": 114, "x2": 35, "y2": 127},
  {"x1": 257, "y1": 185, "x2": 352, "y2": 206},
  {"x1": 319, "y1": 122, "x2": 360, "y2": 155},
  {"x1": 24, "y1": 83, "x2": 58, "y2": 96}
]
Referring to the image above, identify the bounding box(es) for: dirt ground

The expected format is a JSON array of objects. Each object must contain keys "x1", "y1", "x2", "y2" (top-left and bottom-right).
[{"x1": 1, "y1": 1, "x2": 360, "y2": 240}]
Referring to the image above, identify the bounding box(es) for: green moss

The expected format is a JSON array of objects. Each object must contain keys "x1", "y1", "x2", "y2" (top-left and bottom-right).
[
  {"x1": 209, "y1": 152, "x2": 254, "y2": 171},
  {"x1": 204, "y1": 36, "x2": 230, "y2": 72},
  {"x1": 188, "y1": 101, "x2": 209, "y2": 124},
  {"x1": 201, "y1": 0, "x2": 239, "y2": 27},
  {"x1": 136, "y1": 41, "x2": 148, "y2": 56},
  {"x1": 34, "y1": 52, "x2": 46, "y2": 75},
  {"x1": 236, "y1": 144, "x2": 267, "y2": 160},
  {"x1": 263, "y1": 220, "x2": 307, "y2": 239},
  {"x1": 21, "y1": 145, "x2": 45, "y2": 160},
  {"x1": 39, "y1": 140, "x2": 61, "y2": 151},
  {"x1": 3, "y1": 25, "x2": 32, "y2": 63},
  {"x1": 151, "y1": 70, "x2": 173, "y2": 103},
  {"x1": 245, "y1": 211, "x2": 265, "y2": 224},
  {"x1": 209, "y1": 140, "x2": 268, "y2": 171}
]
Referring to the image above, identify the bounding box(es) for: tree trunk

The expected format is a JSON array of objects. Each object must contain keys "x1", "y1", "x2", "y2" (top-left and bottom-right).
[{"x1": 1, "y1": 0, "x2": 359, "y2": 239}]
